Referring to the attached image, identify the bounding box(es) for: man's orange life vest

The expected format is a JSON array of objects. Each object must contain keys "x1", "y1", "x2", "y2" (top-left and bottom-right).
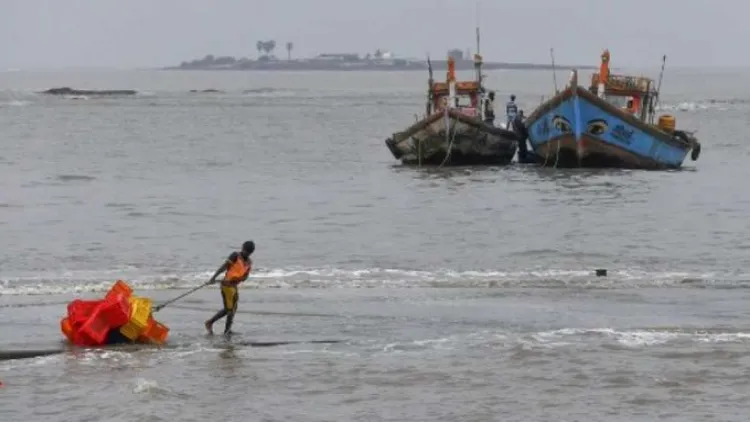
[{"x1": 225, "y1": 255, "x2": 251, "y2": 282}]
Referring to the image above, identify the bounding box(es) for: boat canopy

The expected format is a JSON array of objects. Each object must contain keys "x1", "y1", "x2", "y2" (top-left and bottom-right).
[{"x1": 589, "y1": 49, "x2": 658, "y2": 118}]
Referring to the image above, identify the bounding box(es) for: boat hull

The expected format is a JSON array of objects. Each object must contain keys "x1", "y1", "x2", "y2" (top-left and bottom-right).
[
  {"x1": 524, "y1": 86, "x2": 700, "y2": 169},
  {"x1": 385, "y1": 109, "x2": 519, "y2": 166}
]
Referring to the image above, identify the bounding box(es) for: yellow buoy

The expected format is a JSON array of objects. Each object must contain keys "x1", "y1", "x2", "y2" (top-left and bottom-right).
[{"x1": 658, "y1": 114, "x2": 676, "y2": 132}]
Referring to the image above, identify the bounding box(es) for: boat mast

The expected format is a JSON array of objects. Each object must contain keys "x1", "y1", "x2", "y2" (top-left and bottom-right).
[
  {"x1": 447, "y1": 56, "x2": 456, "y2": 109},
  {"x1": 426, "y1": 55, "x2": 434, "y2": 116},
  {"x1": 550, "y1": 48, "x2": 558, "y2": 93},
  {"x1": 651, "y1": 54, "x2": 667, "y2": 124},
  {"x1": 474, "y1": 19, "x2": 482, "y2": 86},
  {"x1": 474, "y1": 2, "x2": 484, "y2": 118}
]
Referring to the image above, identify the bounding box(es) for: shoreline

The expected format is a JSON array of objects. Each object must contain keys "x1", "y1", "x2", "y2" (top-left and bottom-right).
[
  {"x1": 164, "y1": 56, "x2": 595, "y2": 72},
  {"x1": 162, "y1": 63, "x2": 596, "y2": 72}
]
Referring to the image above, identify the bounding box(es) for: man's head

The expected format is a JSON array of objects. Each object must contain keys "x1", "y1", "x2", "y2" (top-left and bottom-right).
[
  {"x1": 241, "y1": 240, "x2": 255, "y2": 257},
  {"x1": 488, "y1": 91, "x2": 495, "y2": 100},
  {"x1": 510, "y1": 94, "x2": 516, "y2": 101}
]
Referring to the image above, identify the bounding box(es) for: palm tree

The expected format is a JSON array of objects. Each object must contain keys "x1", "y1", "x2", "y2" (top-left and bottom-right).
[
  {"x1": 256, "y1": 41, "x2": 263, "y2": 59},
  {"x1": 286, "y1": 42, "x2": 293, "y2": 60}
]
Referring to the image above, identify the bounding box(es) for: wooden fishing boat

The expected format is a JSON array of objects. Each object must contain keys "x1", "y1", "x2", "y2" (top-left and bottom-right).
[
  {"x1": 518, "y1": 49, "x2": 702, "y2": 169},
  {"x1": 385, "y1": 51, "x2": 519, "y2": 166}
]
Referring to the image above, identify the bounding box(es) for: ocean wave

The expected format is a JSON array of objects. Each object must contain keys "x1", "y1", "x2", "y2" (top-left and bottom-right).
[
  {"x1": 657, "y1": 98, "x2": 750, "y2": 112},
  {"x1": 363, "y1": 326, "x2": 750, "y2": 356},
  {"x1": 532, "y1": 327, "x2": 750, "y2": 348},
  {"x1": 0, "y1": 327, "x2": 746, "y2": 373},
  {"x1": 0, "y1": 267, "x2": 747, "y2": 296}
]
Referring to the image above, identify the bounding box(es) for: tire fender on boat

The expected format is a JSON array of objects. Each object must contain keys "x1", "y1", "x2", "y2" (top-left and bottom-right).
[
  {"x1": 690, "y1": 142, "x2": 701, "y2": 161},
  {"x1": 674, "y1": 130, "x2": 701, "y2": 161}
]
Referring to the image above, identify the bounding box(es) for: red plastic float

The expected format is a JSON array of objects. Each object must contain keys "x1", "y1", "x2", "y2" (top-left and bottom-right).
[{"x1": 60, "y1": 280, "x2": 169, "y2": 347}]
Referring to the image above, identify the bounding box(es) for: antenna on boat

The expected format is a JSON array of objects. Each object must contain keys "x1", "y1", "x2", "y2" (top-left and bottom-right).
[
  {"x1": 475, "y1": 1, "x2": 480, "y2": 56},
  {"x1": 426, "y1": 55, "x2": 434, "y2": 116},
  {"x1": 550, "y1": 48, "x2": 558, "y2": 93},
  {"x1": 473, "y1": 0, "x2": 487, "y2": 121},
  {"x1": 474, "y1": 0, "x2": 482, "y2": 87},
  {"x1": 653, "y1": 54, "x2": 667, "y2": 116}
]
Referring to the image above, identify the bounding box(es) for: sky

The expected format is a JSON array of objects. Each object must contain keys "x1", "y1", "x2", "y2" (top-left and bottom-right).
[{"x1": 0, "y1": 0, "x2": 744, "y2": 69}]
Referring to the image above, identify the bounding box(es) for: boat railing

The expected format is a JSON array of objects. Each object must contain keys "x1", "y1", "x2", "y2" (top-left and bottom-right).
[
  {"x1": 430, "y1": 80, "x2": 480, "y2": 93},
  {"x1": 590, "y1": 73, "x2": 654, "y2": 93},
  {"x1": 458, "y1": 107, "x2": 478, "y2": 117}
]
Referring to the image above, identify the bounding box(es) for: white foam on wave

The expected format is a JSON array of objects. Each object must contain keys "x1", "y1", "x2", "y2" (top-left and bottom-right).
[
  {"x1": 534, "y1": 327, "x2": 750, "y2": 348},
  {"x1": 132, "y1": 378, "x2": 164, "y2": 394},
  {"x1": 657, "y1": 102, "x2": 712, "y2": 112},
  {"x1": 74, "y1": 349, "x2": 138, "y2": 364},
  {"x1": 656, "y1": 98, "x2": 750, "y2": 112},
  {"x1": 381, "y1": 336, "x2": 454, "y2": 353},
  {"x1": 0, "y1": 99, "x2": 30, "y2": 107},
  {"x1": 0, "y1": 266, "x2": 739, "y2": 296},
  {"x1": 375, "y1": 328, "x2": 750, "y2": 355},
  {"x1": 0, "y1": 353, "x2": 61, "y2": 372}
]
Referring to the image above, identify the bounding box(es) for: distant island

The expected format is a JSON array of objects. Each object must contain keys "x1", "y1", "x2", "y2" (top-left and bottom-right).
[{"x1": 165, "y1": 41, "x2": 594, "y2": 72}]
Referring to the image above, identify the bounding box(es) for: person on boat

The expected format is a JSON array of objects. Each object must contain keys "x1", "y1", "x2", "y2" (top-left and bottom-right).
[
  {"x1": 483, "y1": 91, "x2": 496, "y2": 125},
  {"x1": 506, "y1": 94, "x2": 518, "y2": 128},
  {"x1": 513, "y1": 110, "x2": 532, "y2": 161},
  {"x1": 624, "y1": 96, "x2": 638, "y2": 115},
  {"x1": 204, "y1": 240, "x2": 255, "y2": 336},
  {"x1": 512, "y1": 110, "x2": 526, "y2": 135}
]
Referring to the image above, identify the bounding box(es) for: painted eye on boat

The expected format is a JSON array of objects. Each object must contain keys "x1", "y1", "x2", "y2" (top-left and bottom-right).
[
  {"x1": 586, "y1": 119, "x2": 608, "y2": 136},
  {"x1": 551, "y1": 115, "x2": 572, "y2": 133}
]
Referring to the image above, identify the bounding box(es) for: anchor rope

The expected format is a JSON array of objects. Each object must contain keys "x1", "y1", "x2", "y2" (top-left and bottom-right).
[{"x1": 438, "y1": 110, "x2": 460, "y2": 169}]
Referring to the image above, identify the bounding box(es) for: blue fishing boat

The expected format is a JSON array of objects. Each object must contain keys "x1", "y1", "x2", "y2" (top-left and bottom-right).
[{"x1": 517, "y1": 50, "x2": 702, "y2": 169}]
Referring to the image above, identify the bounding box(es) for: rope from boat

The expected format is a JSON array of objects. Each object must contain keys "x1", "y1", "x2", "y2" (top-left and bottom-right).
[
  {"x1": 438, "y1": 111, "x2": 459, "y2": 168},
  {"x1": 418, "y1": 134, "x2": 422, "y2": 167},
  {"x1": 540, "y1": 134, "x2": 561, "y2": 168}
]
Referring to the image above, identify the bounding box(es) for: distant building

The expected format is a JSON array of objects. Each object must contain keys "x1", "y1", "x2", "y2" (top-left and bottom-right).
[
  {"x1": 447, "y1": 49, "x2": 464, "y2": 61},
  {"x1": 372, "y1": 49, "x2": 394, "y2": 60}
]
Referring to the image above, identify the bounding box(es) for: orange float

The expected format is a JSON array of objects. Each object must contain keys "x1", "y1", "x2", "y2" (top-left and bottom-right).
[{"x1": 60, "y1": 280, "x2": 169, "y2": 346}]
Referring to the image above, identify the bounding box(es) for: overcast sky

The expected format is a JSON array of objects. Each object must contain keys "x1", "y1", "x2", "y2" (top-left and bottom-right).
[{"x1": 0, "y1": 0, "x2": 742, "y2": 69}]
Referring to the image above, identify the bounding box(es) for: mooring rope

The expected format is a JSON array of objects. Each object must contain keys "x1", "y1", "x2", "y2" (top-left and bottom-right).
[{"x1": 438, "y1": 111, "x2": 460, "y2": 169}]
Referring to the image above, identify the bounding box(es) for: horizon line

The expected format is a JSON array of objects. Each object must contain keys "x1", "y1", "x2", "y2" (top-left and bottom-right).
[{"x1": 2, "y1": 63, "x2": 749, "y2": 72}]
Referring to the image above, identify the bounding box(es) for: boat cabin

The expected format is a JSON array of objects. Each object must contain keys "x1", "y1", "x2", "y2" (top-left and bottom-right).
[
  {"x1": 424, "y1": 55, "x2": 490, "y2": 120},
  {"x1": 588, "y1": 49, "x2": 658, "y2": 123},
  {"x1": 429, "y1": 80, "x2": 481, "y2": 117}
]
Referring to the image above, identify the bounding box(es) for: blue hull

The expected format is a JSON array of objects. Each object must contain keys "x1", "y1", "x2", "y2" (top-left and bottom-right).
[{"x1": 524, "y1": 86, "x2": 698, "y2": 169}]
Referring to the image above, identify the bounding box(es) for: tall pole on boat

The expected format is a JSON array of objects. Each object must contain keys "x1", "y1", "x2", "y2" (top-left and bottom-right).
[
  {"x1": 653, "y1": 54, "x2": 667, "y2": 120},
  {"x1": 447, "y1": 56, "x2": 456, "y2": 109},
  {"x1": 426, "y1": 55, "x2": 434, "y2": 116},
  {"x1": 446, "y1": 54, "x2": 456, "y2": 153},
  {"x1": 550, "y1": 48, "x2": 558, "y2": 93},
  {"x1": 475, "y1": 2, "x2": 480, "y2": 54},
  {"x1": 474, "y1": 1, "x2": 485, "y2": 119},
  {"x1": 475, "y1": 4, "x2": 481, "y2": 86},
  {"x1": 598, "y1": 49, "x2": 610, "y2": 99}
]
